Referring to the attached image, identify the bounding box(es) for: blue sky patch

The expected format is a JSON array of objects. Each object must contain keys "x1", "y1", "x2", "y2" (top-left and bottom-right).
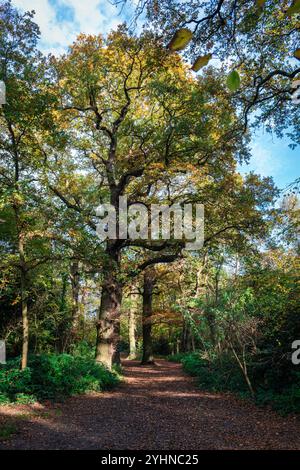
[{"x1": 49, "y1": 0, "x2": 75, "y2": 23}]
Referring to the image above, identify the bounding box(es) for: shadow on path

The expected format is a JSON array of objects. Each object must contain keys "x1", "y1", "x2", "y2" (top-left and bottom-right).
[{"x1": 0, "y1": 359, "x2": 299, "y2": 450}]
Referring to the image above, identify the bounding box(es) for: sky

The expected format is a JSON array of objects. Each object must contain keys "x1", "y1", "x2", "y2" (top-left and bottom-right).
[
  {"x1": 240, "y1": 130, "x2": 299, "y2": 190},
  {"x1": 11, "y1": 0, "x2": 300, "y2": 191}
]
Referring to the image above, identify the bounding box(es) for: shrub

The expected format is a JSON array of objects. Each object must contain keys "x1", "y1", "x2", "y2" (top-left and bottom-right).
[
  {"x1": 167, "y1": 352, "x2": 188, "y2": 363},
  {"x1": 255, "y1": 372, "x2": 300, "y2": 415},
  {"x1": 169, "y1": 352, "x2": 254, "y2": 394},
  {"x1": 0, "y1": 353, "x2": 119, "y2": 403},
  {"x1": 0, "y1": 393, "x2": 10, "y2": 405},
  {"x1": 169, "y1": 353, "x2": 300, "y2": 414}
]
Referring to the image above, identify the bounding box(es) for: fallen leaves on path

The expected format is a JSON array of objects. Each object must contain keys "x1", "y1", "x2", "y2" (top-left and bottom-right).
[{"x1": 0, "y1": 360, "x2": 299, "y2": 450}]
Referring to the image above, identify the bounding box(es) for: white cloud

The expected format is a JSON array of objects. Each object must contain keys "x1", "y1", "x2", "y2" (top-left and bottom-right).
[
  {"x1": 64, "y1": 0, "x2": 121, "y2": 35},
  {"x1": 12, "y1": 0, "x2": 124, "y2": 55}
]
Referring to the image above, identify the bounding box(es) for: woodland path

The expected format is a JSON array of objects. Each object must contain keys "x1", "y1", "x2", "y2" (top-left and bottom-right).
[{"x1": 0, "y1": 359, "x2": 300, "y2": 450}]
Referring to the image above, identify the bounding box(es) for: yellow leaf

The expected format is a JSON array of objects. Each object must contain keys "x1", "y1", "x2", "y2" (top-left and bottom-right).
[
  {"x1": 191, "y1": 54, "x2": 212, "y2": 72},
  {"x1": 167, "y1": 28, "x2": 193, "y2": 51},
  {"x1": 294, "y1": 48, "x2": 300, "y2": 60}
]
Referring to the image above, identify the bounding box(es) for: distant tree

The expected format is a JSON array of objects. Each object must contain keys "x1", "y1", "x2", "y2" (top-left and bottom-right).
[{"x1": 0, "y1": 1, "x2": 58, "y2": 368}]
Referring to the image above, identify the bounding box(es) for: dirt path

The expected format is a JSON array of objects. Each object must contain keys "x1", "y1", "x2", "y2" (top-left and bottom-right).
[{"x1": 0, "y1": 359, "x2": 299, "y2": 450}]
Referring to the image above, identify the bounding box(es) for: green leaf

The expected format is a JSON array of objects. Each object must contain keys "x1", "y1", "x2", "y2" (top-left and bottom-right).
[
  {"x1": 191, "y1": 54, "x2": 212, "y2": 72},
  {"x1": 226, "y1": 70, "x2": 241, "y2": 91},
  {"x1": 167, "y1": 28, "x2": 193, "y2": 51},
  {"x1": 286, "y1": 0, "x2": 300, "y2": 15}
]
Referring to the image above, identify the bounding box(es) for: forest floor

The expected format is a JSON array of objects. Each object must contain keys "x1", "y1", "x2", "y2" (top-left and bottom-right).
[{"x1": 0, "y1": 359, "x2": 300, "y2": 450}]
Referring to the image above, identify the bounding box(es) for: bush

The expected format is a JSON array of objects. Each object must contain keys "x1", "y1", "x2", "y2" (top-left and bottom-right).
[
  {"x1": 179, "y1": 353, "x2": 246, "y2": 392},
  {"x1": 0, "y1": 367, "x2": 32, "y2": 403},
  {"x1": 255, "y1": 372, "x2": 300, "y2": 415},
  {"x1": 169, "y1": 353, "x2": 300, "y2": 414},
  {"x1": 168, "y1": 352, "x2": 245, "y2": 390},
  {"x1": 167, "y1": 352, "x2": 188, "y2": 363},
  {"x1": 70, "y1": 340, "x2": 95, "y2": 359},
  {"x1": 0, "y1": 353, "x2": 119, "y2": 403}
]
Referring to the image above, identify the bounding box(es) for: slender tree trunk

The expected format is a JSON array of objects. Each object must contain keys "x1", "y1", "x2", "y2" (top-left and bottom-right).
[
  {"x1": 141, "y1": 269, "x2": 155, "y2": 365},
  {"x1": 54, "y1": 273, "x2": 68, "y2": 353},
  {"x1": 193, "y1": 251, "x2": 208, "y2": 352},
  {"x1": 206, "y1": 310, "x2": 216, "y2": 347},
  {"x1": 20, "y1": 266, "x2": 29, "y2": 370},
  {"x1": 127, "y1": 292, "x2": 138, "y2": 359},
  {"x1": 181, "y1": 321, "x2": 187, "y2": 352},
  {"x1": 230, "y1": 343, "x2": 255, "y2": 398},
  {"x1": 181, "y1": 321, "x2": 193, "y2": 352},
  {"x1": 14, "y1": 201, "x2": 29, "y2": 369},
  {"x1": 191, "y1": 332, "x2": 195, "y2": 352},
  {"x1": 81, "y1": 285, "x2": 88, "y2": 340},
  {"x1": 70, "y1": 260, "x2": 80, "y2": 337},
  {"x1": 12, "y1": 142, "x2": 29, "y2": 368},
  {"x1": 95, "y1": 251, "x2": 122, "y2": 370},
  {"x1": 112, "y1": 318, "x2": 121, "y2": 366},
  {"x1": 18, "y1": 234, "x2": 29, "y2": 370}
]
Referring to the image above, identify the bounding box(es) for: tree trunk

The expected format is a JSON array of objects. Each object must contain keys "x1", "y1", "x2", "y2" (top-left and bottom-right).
[
  {"x1": 95, "y1": 251, "x2": 122, "y2": 370},
  {"x1": 181, "y1": 321, "x2": 193, "y2": 352},
  {"x1": 141, "y1": 269, "x2": 155, "y2": 365},
  {"x1": 206, "y1": 309, "x2": 216, "y2": 347},
  {"x1": 20, "y1": 266, "x2": 29, "y2": 370},
  {"x1": 18, "y1": 234, "x2": 28, "y2": 370},
  {"x1": 191, "y1": 332, "x2": 195, "y2": 352},
  {"x1": 112, "y1": 318, "x2": 121, "y2": 366},
  {"x1": 230, "y1": 343, "x2": 255, "y2": 398},
  {"x1": 81, "y1": 284, "x2": 88, "y2": 340},
  {"x1": 70, "y1": 260, "x2": 80, "y2": 337},
  {"x1": 181, "y1": 321, "x2": 187, "y2": 352},
  {"x1": 127, "y1": 292, "x2": 138, "y2": 359},
  {"x1": 14, "y1": 203, "x2": 29, "y2": 370}
]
